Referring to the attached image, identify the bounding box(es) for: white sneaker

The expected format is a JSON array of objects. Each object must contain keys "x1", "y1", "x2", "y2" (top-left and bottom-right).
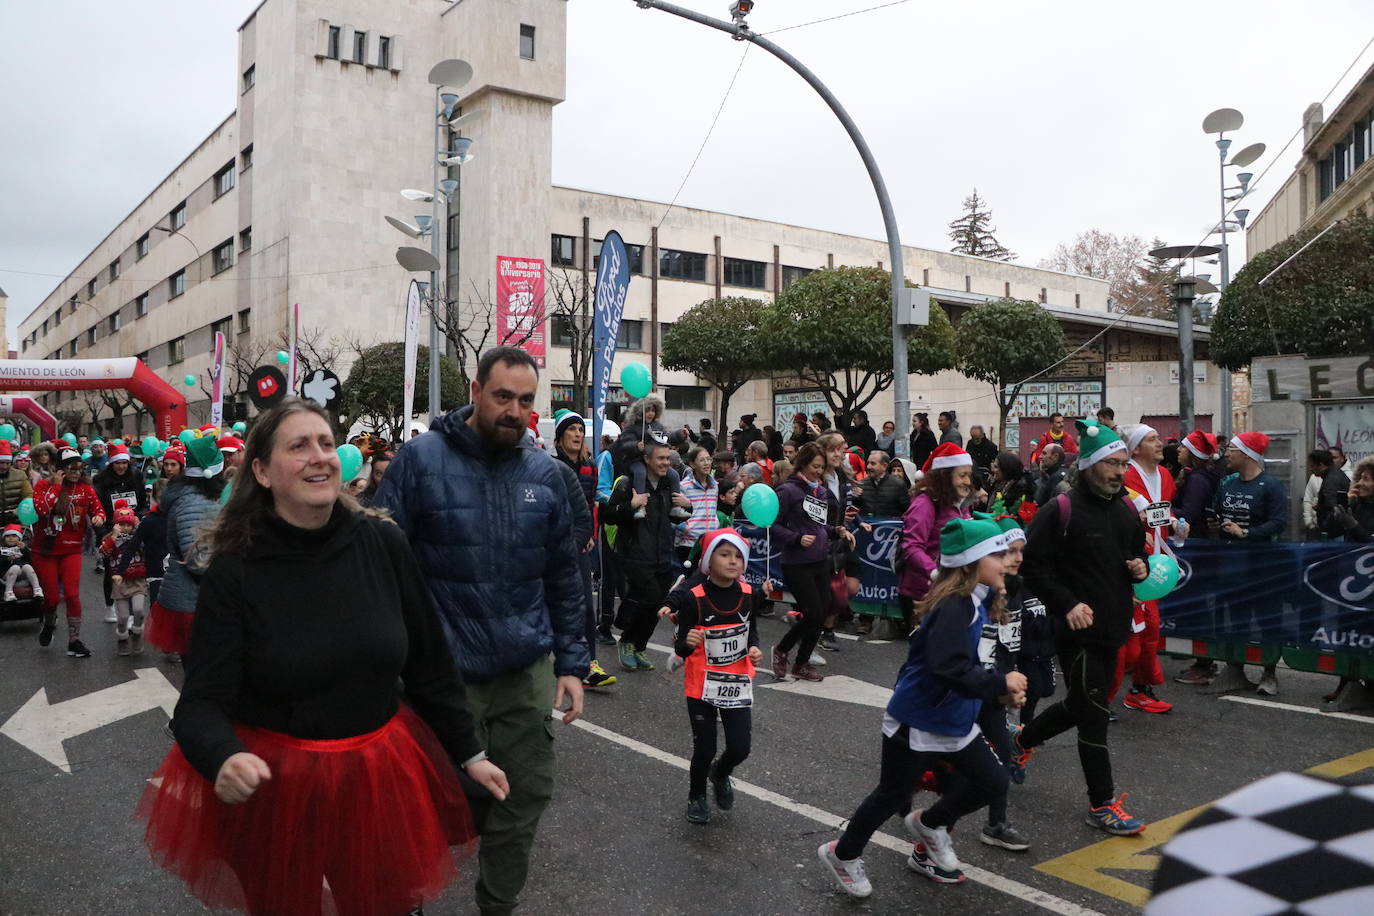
[
  {"x1": 1257, "y1": 673, "x2": 1279, "y2": 697},
  {"x1": 104, "y1": 606, "x2": 117, "y2": 623},
  {"x1": 905, "y1": 808, "x2": 959, "y2": 872},
  {"x1": 2, "y1": 590, "x2": 14, "y2": 602},
  {"x1": 30, "y1": 586, "x2": 43, "y2": 599},
  {"x1": 809, "y1": 651, "x2": 827, "y2": 666},
  {"x1": 817, "y1": 841, "x2": 872, "y2": 898}
]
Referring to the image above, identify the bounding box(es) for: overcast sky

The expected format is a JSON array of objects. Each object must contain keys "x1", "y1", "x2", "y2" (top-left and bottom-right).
[{"x1": 4, "y1": 0, "x2": 1373, "y2": 344}]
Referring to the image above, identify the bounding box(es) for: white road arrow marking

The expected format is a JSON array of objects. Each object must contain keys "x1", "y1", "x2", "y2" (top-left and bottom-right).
[
  {"x1": 761, "y1": 673, "x2": 892, "y2": 708},
  {"x1": 1, "y1": 668, "x2": 180, "y2": 773}
]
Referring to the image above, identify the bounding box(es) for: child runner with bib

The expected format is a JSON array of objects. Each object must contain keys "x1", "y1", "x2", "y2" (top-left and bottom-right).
[
  {"x1": 818, "y1": 518, "x2": 1026, "y2": 896},
  {"x1": 663, "y1": 528, "x2": 765, "y2": 825}
]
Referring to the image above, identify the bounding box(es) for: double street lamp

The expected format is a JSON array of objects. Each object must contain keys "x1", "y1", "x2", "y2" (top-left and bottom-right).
[{"x1": 390, "y1": 59, "x2": 484, "y2": 426}]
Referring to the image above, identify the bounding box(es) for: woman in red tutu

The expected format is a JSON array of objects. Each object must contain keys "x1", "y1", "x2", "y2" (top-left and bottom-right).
[{"x1": 138, "y1": 399, "x2": 509, "y2": 916}]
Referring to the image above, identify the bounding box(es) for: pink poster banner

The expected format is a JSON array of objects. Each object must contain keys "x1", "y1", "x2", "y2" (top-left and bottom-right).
[{"x1": 495, "y1": 255, "x2": 547, "y2": 367}]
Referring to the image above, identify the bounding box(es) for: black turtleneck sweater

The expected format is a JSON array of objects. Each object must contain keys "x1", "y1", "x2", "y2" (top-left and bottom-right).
[{"x1": 172, "y1": 504, "x2": 482, "y2": 783}]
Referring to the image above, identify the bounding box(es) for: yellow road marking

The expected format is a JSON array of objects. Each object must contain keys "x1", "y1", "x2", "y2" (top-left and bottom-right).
[{"x1": 1034, "y1": 747, "x2": 1374, "y2": 907}]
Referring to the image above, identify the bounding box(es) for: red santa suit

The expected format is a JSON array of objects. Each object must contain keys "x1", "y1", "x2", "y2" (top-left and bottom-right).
[{"x1": 1111, "y1": 459, "x2": 1179, "y2": 708}]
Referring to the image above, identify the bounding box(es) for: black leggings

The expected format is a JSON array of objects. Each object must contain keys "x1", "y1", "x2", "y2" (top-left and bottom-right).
[
  {"x1": 1019, "y1": 640, "x2": 1117, "y2": 807},
  {"x1": 685, "y1": 698, "x2": 751, "y2": 797},
  {"x1": 776, "y1": 561, "x2": 830, "y2": 662},
  {"x1": 835, "y1": 727, "x2": 1009, "y2": 861}
]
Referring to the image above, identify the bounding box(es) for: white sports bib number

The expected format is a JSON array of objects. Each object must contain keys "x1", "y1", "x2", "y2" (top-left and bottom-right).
[
  {"x1": 1145, "y1": 501, "x2": 1171, "y2": 528},
  {"x1": 803, "y1": 494, "x2": 828, "y2": 525},
  {"x1": 705, "y1": 624, "x2": 748, "y2": 667},
  {"x1": 701, "y1": 671, "x2": 753, "y2": 708}
]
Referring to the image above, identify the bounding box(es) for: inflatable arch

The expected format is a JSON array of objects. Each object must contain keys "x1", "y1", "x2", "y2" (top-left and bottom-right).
[
  {"x1": 0, "y1": 396, "x2": 57, "y2": 440},
  {"x1": 0, "y1": 359, "x2": 187, "y2": 439}
]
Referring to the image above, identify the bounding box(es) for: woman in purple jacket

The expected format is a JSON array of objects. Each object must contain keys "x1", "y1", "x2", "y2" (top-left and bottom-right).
[
  {"x1": 898, "y1": 444, "x2": 974, "y2": 627},
  {"x1": 769, "y1": 443, "x2": 855, "y2": 682}
]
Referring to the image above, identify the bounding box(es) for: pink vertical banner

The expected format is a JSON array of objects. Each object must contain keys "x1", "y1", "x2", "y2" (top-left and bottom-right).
[
  {"x1": 288, "y1": 303, "x2": 300, "y2": 393},
  {"x1": 495, "y1": 256, "x2": 546, "y2": 367},
  {"x1": 209, "y1": 331, "x2": 226, "y2": 428}
]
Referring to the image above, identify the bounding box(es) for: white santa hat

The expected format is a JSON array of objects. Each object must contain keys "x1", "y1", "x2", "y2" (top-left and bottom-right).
[
  {"x1": 699, "y1": 527, "x2": 751, "y2": 576},
  {"x1": 1123, "y1": 424, "x2": 1157, "y2": 456}
]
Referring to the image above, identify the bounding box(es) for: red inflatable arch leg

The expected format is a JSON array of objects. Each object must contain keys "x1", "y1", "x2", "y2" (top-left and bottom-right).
[{"x1": 0, "y1": 396, "x2": 57, "y2": 440}]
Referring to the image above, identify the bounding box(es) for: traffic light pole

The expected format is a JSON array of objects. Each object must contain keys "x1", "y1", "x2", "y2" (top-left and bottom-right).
[{"x1": 632, "y1": 0, "x2": 912, "y2": 456}]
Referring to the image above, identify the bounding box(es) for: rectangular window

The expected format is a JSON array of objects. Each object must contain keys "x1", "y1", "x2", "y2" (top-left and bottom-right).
[
  {"x1": 551, "y1": 234, "x2": 576, "y2": 267},
  {"x1": 781, "y1": 265, "x2": 813, "y2": 289},
  {"x1": 136, "y1": 293, "x2": 149, "y2": 318},
  {"x1": 238, "y1": 308, "x2": 251, "y2": 334},
  {"x1": 1319, "y1": 155, "x2": 1334, "y2": 201},
  {"x1": 593, "y1": 239, "x2": 645, "y2": 274},
  {"x1": 378, "y1": 36, "x2": 391, "y2": 69},
  {"x1": 109, "y1": 258, "x2": 120, "y2": 281},
  {"x1": 241, "y1": 144, "x2": 253, "y2": 171},
  {"x1": 616, "y1": 319, "x2": 643, "y2": 351},
  {"x1": 171, "y1": 201, "x2": 186, "y2": 230},
  {"x1": 70, "y1": 339, "x2": 79, "y2": 358},
  {"x1": 242, "y1": 64, "x2": 255, "y2": 92},
  {"x1": 352, "y1": 30, "x2": 366, "y2": 63},
  {"x1": 168, "y1": 337, "x2": 185, "y2": 365},
  {"x1": 87, "y1": 278, "x2": 97, "y2": 298},
  {"x1": 20, "y1": 340, "x2": 26, "y2": 353},
  {"x1": 327, "y1": 26, "x2": 341, "y2": 59},
  {"x1": 211, "y1": 317, "x2": 232, "y2": 343},
  {"x1": 87, "y1": 326, "x2": 98, "y2": 346},
  {"x1": 520, "y1": 24, "x2": 536, "y2": 60},
  {"x1": 240, "y1": 226, "x2": 252, "y2": 251},
  {"x1": 212, "y1": 239, "x2": 234, "y2": 274},
  {"x1": 1355, "y1": 117, "x2": 1370, "y2": 170},
  {"x1": 169, "y1": 270, "x2": 186, "y2": 299},
  {"x1": 214, "y1": 162, "x2": 236, "y2": 198},
  {"x1": 109, "y1": 311, "x2": 122, "y2": 334},
  {"x1": 664, "y1": 386, "x2": 707, "y2": 411},
  {"x1": 52, "y1": 308, "x2": 61, "y2": 327},
  {"x1": 137, "y1": 233, "x2": 150, "y2": 259},
  {"x1": 69, "y1": 297, "x2": 78, "y2": 315},
  {"x1": 550, "y1": 315, "x2": 574, "y2": 347},
  {"x1": 659, "y1": 248, "x2": 708, "y2": 282},
  {"x1": 722, "y1": 257, "x2": 767, "y2": 289},
  {"x1": 41, "y1": 319, "x2": 49, "y2": 335}
]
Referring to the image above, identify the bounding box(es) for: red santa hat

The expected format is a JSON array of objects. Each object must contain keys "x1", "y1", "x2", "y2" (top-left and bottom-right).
[
  {"x1": 698, "y1": 527, "x2": 751, "y2": 577},
  {"x1": 217, "y1": 436, "x2": 245, "y2": 454},
  {"x1": 112, "y1": 500, "x2": 137, "y2": 525},
  {"x1": 162, "y1": 445, "x2": 186, "y2": 465},
  {"x1": 0, "y1": 441, "x2": 12, "y2": 461},
  {"x1": 1231, "y1": 431, "x2": 1269, "y2": 464},
  {"x1": 107, "y1": 443, "x2": 130, "y2": 461},
  {"x1": 1182, "y1": 429, "x2": 1220, "y2": 462},
  {"x1": 920, "y1": 442, "x2": 973, "y2": 478},
  {"x1": 3, "y1": 524, "x2": 22, "y2": 537},
  {"x1": 846, "y1": 452, "x2": 866, "y2": 477}
]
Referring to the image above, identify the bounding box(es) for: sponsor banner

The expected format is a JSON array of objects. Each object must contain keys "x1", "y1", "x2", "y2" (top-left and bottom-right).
[
  {"x1": 209, "y1": 332, "x2": 226, "y2": 428},
  {"x1": 0, "y1": 358, "x2": 140, "y2": 384},
  {"x1": 496, "y1": 255, "x2": 547, "y2": 367},
  {"x1": 402, "y1": 280, "x2": 423, "y2": 428},
  {"x1": 591, "y1": 232, "x2": 631, "y2": 455},
  {"x1": 1315, "y1": 402, "x2": 1374, "y2": 466},
  {"x1": 736, "y1": 517, "x2": 903, "y2": 610}
]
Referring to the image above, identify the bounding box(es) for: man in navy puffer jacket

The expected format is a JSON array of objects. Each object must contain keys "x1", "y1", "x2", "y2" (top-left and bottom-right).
[{"x1": 375, "y1": 347, "x2": 589, "y2": 916}]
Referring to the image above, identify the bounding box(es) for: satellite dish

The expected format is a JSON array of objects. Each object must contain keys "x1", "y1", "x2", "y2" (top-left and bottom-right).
[
  {"x1": 1149, "y1": 245, "x2": 1221, "y2": 260},
  {"x1": 1230, "y1": 142, "x2": 1266, "y2": 168},
  {"x1": 386, "y1": 216, "x2": 423, "y2": 239},
  {"x1": 400, "y1": 188, "x2": 434, "y2": 202},
  {"x1": 395, "y1": 246, "x2": 441, "y2": 273},
  {"x1": 1202, "y1": 108, "x2": 1244, "y2": 134},
  {"x1": 428, "y1": 59, "x2": 473, "y2": 90},
  {"x1": 448, "y1": 108, "x2": 487, "y2": 130},
  {"x1": 1185, "y1": 276, "x2": 1219, "y2": 295}
]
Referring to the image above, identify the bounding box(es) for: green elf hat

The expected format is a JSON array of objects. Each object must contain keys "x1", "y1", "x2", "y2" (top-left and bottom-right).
[
  {"x1": 183, "y1": 435, "x2": 225, "y2": 479},
  {"x1": 993, "y1": 513, "x2": 1026, "y2": 544},
  {"x1": 938, "y1": 517, "x2": 1008, "y2": 568},
  {"x1": 1075, "y1": 419, "x2": 1127, "y2": 468}
]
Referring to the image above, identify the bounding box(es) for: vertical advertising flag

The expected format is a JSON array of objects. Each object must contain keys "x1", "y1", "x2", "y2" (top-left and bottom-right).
[
  {"x1": 591, "y1": 231, "x2": 631, "y2": 457},
  {"x1": 209, "y1": 332, "x2": 226, "y2": 428},
  {"x1": 402, "y1": 280, "x2": 423, "y2": 436},
  {"x1": 495, "y1": 256, "x2": 547, "y2": 367}
]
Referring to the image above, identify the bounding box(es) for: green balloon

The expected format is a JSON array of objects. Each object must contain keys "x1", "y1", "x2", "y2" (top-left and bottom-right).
[
  {"x1": 184, "y1": 374, "x2": 197, "y2": 387},
  {"x1": 63, "y1": 433, "x2": 77, "y2": 447},
  {"x1": 141, "y1": 435, "x2": 160, "y2": 456},
  {"x1": 276, "y1": 350, "x2": 290, "y2": 365},
  {"x1": 232, "y1": 422, "x2": 247, "y2": 434},
  {"x1": 337, "y1": 443, "x2": 364, "y2": 481},
  {"x1": 17, "y1": 498, "x2": 37, "y2": 526},
  {"x1": 1133, "y1": 554, "x2": 1181, "y2": 602},
  {"x1": 741, "y1": 483, "x2": 780, "y2": 528},
  {"x1": 0, "y1": 424, "x2": 14, "y2": 440},
  {"x1": 179, "y1": 429, "x2": 196, "y2": 445},
  {"x1": 620, "y1": 363, "x2": 653, "y2": 400}
]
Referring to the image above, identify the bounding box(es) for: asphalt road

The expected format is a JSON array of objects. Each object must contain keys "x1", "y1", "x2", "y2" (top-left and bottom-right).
[{"x1": 1, "y1": 568, "x2": 1372, "y2": 916}]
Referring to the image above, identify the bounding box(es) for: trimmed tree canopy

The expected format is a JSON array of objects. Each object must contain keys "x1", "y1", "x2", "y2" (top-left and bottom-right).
[
  {"x1": 1212, "y1": 213, "x2": 1374, "y2": 370},
  {"x1": 661, "y1": 296, "x2": 767, "y2": 431},
  {"x1": 955, "y1": 298, "x2": 1067, "y2": 447},
  {"x1": 762, "y1": 266, "x2": 956, "y2": 415},
  {"x1": 341, "y1": 342, "x2": 464, "y2": 438}
]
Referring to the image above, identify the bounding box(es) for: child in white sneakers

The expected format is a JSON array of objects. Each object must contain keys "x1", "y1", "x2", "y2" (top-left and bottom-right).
[
  {"x1": 1, "y1": 524, "x2": 42, "y2": 602},
  {"x1": 101, "y1": 501, "x2": 149, "y2": 656},
  {"x1": 818, "y1": 517, "x2": 1025, "y2": 896}
]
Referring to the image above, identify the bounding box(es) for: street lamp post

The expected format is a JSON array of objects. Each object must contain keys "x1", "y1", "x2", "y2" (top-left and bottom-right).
[
  {"x1": 631, "y1": 0, "x2": 916, "y2": 456},
  {"x1": 1148, "y1": 245, "x2": 1219, "y2": 440}
]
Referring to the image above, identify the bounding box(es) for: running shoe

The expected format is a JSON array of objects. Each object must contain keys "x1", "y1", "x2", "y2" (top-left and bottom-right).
[
  {"x1": 809, "y1": 651, "x2": 827, "y2": 666},
  {"x1": 1174, "y1": 663, "x2": 1216, "y2": 686},
  {"x1": 816, "y1": 841, "x2": 872, "y2": 898},
  {"x1": 792, "y1": 662, "x2": 824, "y2": 682},
  {"x1": 669, "y1": 507, "x2": 692, "y2": 522},
  {"x1": 596, "y1": 627, "x2": 617, "y2": 647},
  {"x1": 784, "y1": 610, "x2": 801, "y2": 627},
  {"x1": 1085, "y1": 793, "x2": 1146, "y2": 836},
  {"x1": 907, "y1": 843, "x2": 966, "y2": 884},
  {"x1": 583, "y1": 660, "x2": 617, "y2": 688},
  {"x1": 686, "y1": 795, "x2": 710, "y2": 824},
  {"x1": 668, "y1": 653, "x2": 685, "y2": 673},
  {"x1": 31, "y1": 586, "x2": 43, "y2": 600},
  {"x1": 38, "y1": 621, "x2": 55, "y2": 648},
  {"x1": 818, "y1": 630, "x2": 842, "y2": 651},
  {"x1": 904, "y1": 809, "x2": 958, "y2": 872},
  {"x1": 711, "y1": 771, "x2": 735, "y2": 810},
  {"x1": 618, "y1": 641, "x2": 638, "y2": 672},
  {"x1": 980, "y1": 822, "x2": 1031, "y2": 852},
  {"x1": 631, "y1": 648, "x2": 655, "y2": 671},
  {"x1": 1257, "y1": 673, "x2": 1279, "y2": 697},
  {"x1": 2, "y1": 590, "x2": 14, "y2": 603},
  {"x1": 771, "y1": 647, "x2": 789, "y2": 680},
  {"x1": 67, "y1": 639, "x2": 92, "y2": 659},
  {"x1": 1009, "y1": 724, "x2": 1034, "y2": 782},
  {"x1": 104, "y1": 605, "x2": 117, "y2": 623},
  {"x1": 1123, "y1": 689, "x2": 1172, "y2": 714}
]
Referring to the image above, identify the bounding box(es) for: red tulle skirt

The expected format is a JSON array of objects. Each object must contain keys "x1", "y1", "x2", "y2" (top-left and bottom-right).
[
  {"x1": 137, "y1": 705, "x2": 476, "y2": 916},
  {"x1": 144, "y1": 602, "x2": 193, "y2": 655}
]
